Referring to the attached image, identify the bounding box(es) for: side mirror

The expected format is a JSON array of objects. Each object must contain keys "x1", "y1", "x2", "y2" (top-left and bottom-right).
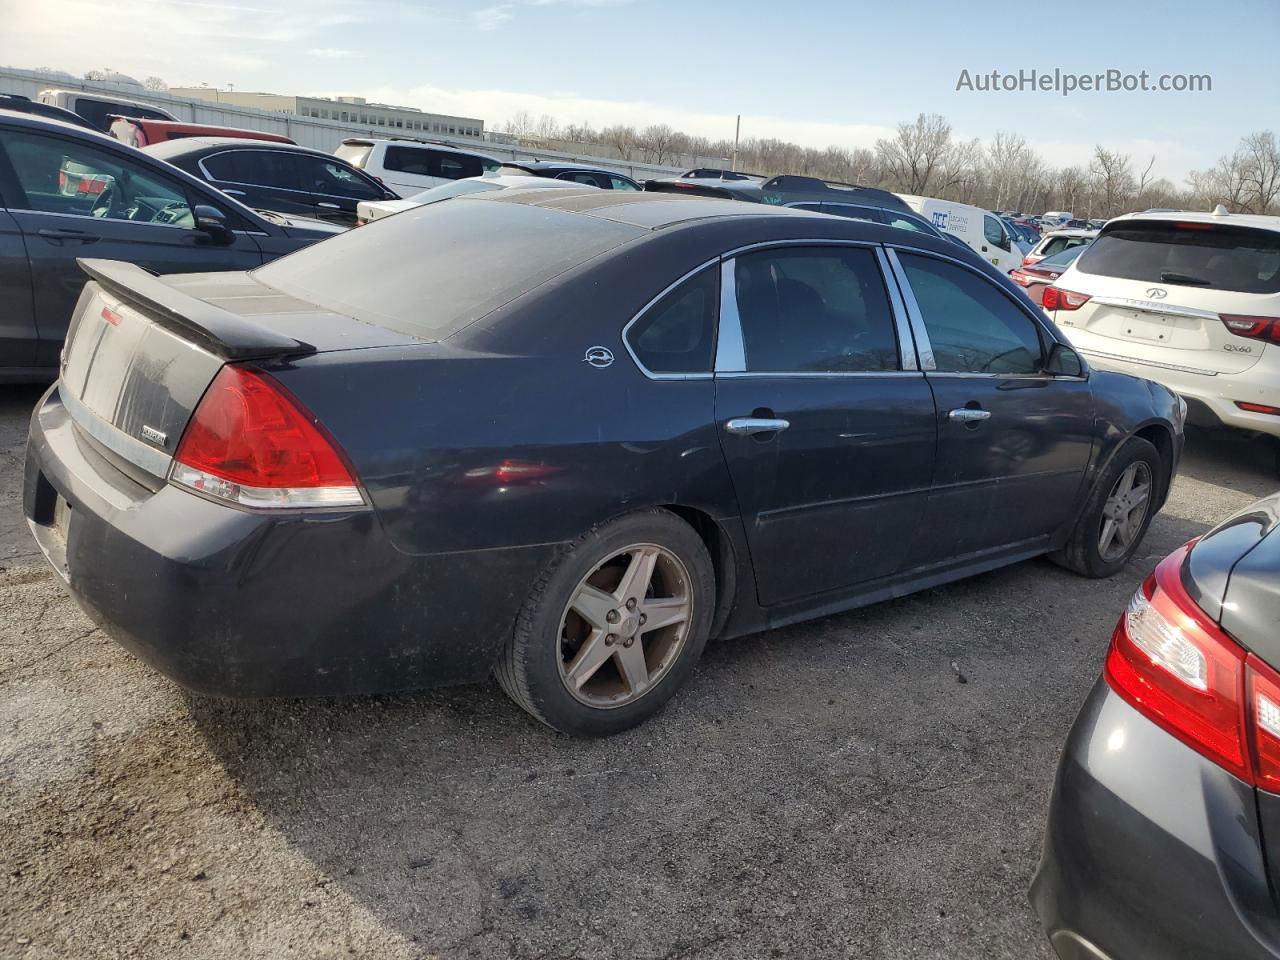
[
  {"x1": 193, "y1": 204, "x2": 234, "y2": 245},
  {"x1": 1045, "y1": 342, "x2": 1084, "y2": 377}
]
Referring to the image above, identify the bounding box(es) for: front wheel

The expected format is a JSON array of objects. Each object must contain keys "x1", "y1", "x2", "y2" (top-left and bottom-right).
[
  {"x1": 495, "y1": 509, "x2": 715, "y2": 736},
  {"x1": 1053, "y1": 436, "x2": 1163, "y2": 579}
]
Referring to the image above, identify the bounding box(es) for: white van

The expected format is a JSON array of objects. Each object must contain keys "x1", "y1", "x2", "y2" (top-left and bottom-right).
[
  {"x1": 897, "y1": 195, "x2": 1023, "y2": 273},
  {"x1": 335, "y1": 138, "x2": 502, "y2": 198},
  {"x1": 38, "y1": 89, "x2": 176, "y2": 132}
]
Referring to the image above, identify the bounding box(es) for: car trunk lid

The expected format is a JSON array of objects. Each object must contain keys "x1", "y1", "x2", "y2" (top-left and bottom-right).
[{"x1": 59, "y1": 258, "x2": 417, "y2": 482}]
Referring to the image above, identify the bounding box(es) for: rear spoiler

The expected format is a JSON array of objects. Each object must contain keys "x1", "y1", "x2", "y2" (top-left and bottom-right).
[{"x1": 77, "y1": 259, "x2": 315, "y2": 361}]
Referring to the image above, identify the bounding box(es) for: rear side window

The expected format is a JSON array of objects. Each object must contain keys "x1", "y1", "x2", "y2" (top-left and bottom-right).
[
  {"x1": 1077, "y1": 222, "x2": 1280, "y2": 294},
  {"x1": 733, "y1": 246, "x2": 900, "y2": 373},
  {"x1": 383, "y1": 146, "x2": 484, "y2": 180},
  {"x1": 626, "y1": 268, "x2": 718, "y2": 374},
  {"x1": 253, "y1": 198, "x2": 644, "y2": 340},
  {"x1": 202, "y1": 150, "x2": 299, "y2": 190},
  {"x1": 334, "y1": 142, "x2": 373, "y2": 168},
  {"x1": 899, "y1": 253, "x2": 1043, "y2": 374}
]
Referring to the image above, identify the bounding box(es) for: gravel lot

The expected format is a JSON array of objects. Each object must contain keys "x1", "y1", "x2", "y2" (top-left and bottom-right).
[{"x1": 1, "y1": 382, "x2": 1275, "y2": 960}]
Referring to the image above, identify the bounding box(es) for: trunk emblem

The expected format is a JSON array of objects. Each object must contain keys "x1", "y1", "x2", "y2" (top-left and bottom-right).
[
  {"x1": 140, "y1": 425, "x2": 168, "y2": 447},
  {"x1": 583, "y1": 346, "x2": 614, "y2": 369},
  {"x1": 1145, "y1": 287, "x2": 1168, "y2": 299}
]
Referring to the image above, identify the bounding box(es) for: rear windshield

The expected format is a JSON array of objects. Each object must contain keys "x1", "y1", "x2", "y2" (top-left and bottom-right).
[
  {"x1": 1040, "y1": 235, "x2": 1091, "y2": 257},
  {"x1": 334, "y1": 142, "x2": 372, "y2": 168},
  {"x1": 1038, "y1": 245, "x2": 1087, "y2": 267},
  {"x1": 252, "y1": 198, "x2": 644, "y2": 340},
  {"x1": 407, "y1": 178, "x2": 500, "y2": 202},
  {"x1": 1077, "y1": 221, "x2": 1280, "y2": 294}
]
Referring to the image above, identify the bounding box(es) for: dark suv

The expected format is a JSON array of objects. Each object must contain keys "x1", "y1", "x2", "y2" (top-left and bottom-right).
[
  {"x1": 145, "y1": 138, "x2": 398, "y2": 226},
  {"x1": 0, "y1": 110, "x2": 343, "y2": 381}
]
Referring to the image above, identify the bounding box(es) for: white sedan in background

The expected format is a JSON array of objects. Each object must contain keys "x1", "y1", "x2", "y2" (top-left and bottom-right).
[
  {"x1": 356, "y1": 174, "x2": 593, "y2": 225},
  {"x1": 1043, "y1": 206, "x2": 1280, "y2": 442}
]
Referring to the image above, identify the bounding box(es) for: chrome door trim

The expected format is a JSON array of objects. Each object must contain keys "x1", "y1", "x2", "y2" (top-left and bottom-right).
[
  {"x1": 875, "y1": 246, "x2": 919, "y2": 372},
  {"x1": 719, "y1": 237, "x2": 880, "y2": 259},
  {"x1": 714, "y1": 258, "x2": 747, "y2": 373},
  {"x1": 725, "y1": 417, "x2": 791, "y2": 436},
  {"x1": 883, "y1": 247, "x2": 936, "y2": 371},
  {"x1": 618, "y1": 257, "x2": 720, "y2": 381},
  {"x1": 948, "y1": 408, "x2": 992, "y2": 423}
]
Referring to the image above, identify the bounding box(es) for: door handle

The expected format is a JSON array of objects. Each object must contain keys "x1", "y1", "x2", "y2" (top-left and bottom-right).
[
  {"x1": 316, "y1": 202, "x2": 341, "y2": 209},
  {"x1": 948, "y1": 408, "x2": 992, "y2": 423},
  {"x1": 221, "y1": 189, "x2": 247, "y2": 197},
  {"x1": 725, "y1": 417, "x2": 790, "y2": 436},
  {"x1": 37, "y1": 228, "x2": 99, "y2": 244}
]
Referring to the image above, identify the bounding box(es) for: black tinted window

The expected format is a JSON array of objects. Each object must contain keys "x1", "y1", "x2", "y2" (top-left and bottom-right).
[
  {"x1": 75, "y1": 97, "x2": 170, "y2": 130},
  {"x1": 383, "y1": 147, "x2": 483, "y2": 180},
  {"x1": 296, "y1": 156, "x2": 382, "y2": 199},
  {"x1": 203, "y1": 150, "x2": 298, "y2": 190},
  {"x1": 626, "y1": 268, "x2": 717, "y2": 374},
  {"x1": 1076, "y1": 222, "x2": 1280, "y2": 294},
  {"x1": 734, "y1": 247, "x2": 899, "y2": 373},
  {"x1": 1040, "y1": 235, "x2": 1091, "y2": 257},
  {"x1": 899, "y1": 254, "x2": 1043, "y2": 374},
  {"x1": 254, "y1": 199, "x2": 644, "y2": 341}
]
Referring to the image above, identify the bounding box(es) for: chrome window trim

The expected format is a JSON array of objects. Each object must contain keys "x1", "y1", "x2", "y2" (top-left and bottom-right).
[
  {"x1": 716, "y1": 239, "x2": 913, "y2": 377},
  {"x1": 715, "y1": 258, "x2": 746, "y2": 373},
  {"x1": 883, "y1": 247, "x2": 936, "y2": 371},
  {"x1": 715, "y1": 371, "x2": 925, "y2": 380},
  {"x1": 619, "y1": 257, "x2": 720, "y2": 381},
  {"x1": 874, "y1": 246, "x2": 919, "y2": 371},
  {"x1": 886, "y1": 242, "x2": 1088, "y2": 379},
  {"x1": 7, "y1": 207, "x2": 198, "y2": 233}
]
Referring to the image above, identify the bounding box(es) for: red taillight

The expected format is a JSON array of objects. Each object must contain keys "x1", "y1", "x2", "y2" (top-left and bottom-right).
[
  {"x1": 1221, "y1": 315, "x2": 1280, "y2": 344},
  {"x1": 1009, "y1": 269, "x2": 1033, "y2": 287},
  {"x1": 1236, "y1": 401, "x2": 1280, "y2": 416},
  {"x1": 1042, "y1": 286, "x2": 1091, "y2": 311},
  {"x1": 171, "y1": 366, "x2": 363, "y2": 509},
  {"x1": 1022, "y1": 254, "x2": 1043, "y2": 266},
  {"x1": 1105, "y1": 542, "x2": 1280, "y2": 787}
]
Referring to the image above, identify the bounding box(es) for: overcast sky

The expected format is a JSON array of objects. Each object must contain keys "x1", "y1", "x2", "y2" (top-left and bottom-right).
[{"x1": 5, "y1": 0, "x2": 1273, "y2": 183}]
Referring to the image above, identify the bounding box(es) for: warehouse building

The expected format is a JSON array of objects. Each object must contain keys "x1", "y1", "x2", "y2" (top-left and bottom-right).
[{"x1": 169, "y1": 88, "x2": 484, "y2": 139}]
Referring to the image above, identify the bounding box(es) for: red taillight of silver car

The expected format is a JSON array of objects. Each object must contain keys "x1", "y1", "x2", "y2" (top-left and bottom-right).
[
  {"x1": 1106, "y1": 542, "x2": 1280, "y2": 789},
  {"x1": 170, "y1": 365, "x2": 365, "y2": 509}
]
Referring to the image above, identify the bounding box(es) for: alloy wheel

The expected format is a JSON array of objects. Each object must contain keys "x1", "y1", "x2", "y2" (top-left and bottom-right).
[
  {"x1": 1098, "y1": 461, "x2": 1152, "y2": 563},
  {"x1": 557, "y1": 543, "x2": 693, "y2": 709}
]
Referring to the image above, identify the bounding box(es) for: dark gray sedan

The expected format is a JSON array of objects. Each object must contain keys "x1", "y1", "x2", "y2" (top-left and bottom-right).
[
  {"x1": 1033, "y1": 494, "x2": 1280, "y2": 959},
  {"x1": 24, "y1": 190, "x2": 1184, "y2": 736}
]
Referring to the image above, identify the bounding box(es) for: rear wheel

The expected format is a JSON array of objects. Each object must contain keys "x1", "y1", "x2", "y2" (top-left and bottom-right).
[
  {"x1": 1053, "y1": 436, "x2": 1162, "y2": 578},
  {"x1": 495, "y1": 510, "x2": 715, "y2": 736}
]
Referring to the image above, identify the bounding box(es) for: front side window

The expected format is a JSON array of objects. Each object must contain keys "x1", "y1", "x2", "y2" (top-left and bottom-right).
[
  {"x1": 898, "y1": 253, "x2": 1043, "y2": 375},
  {"x1": 203, "y1": 150, "x2": 299, "y2": 191},
  {"x1": 626, "y1": 267, "x2": 718, "y2": 374},
  {"x1": 732, "y1": 246, "x2": 900, "y2": 373},
  {"x1": 2, "y1": 131, "x2": 194, "y2": 228},
  {"x1": 983, "y1": 214, "x2": 1009, "y2": 250},
  {"x1": 609, "y1": 176, "x2": 639, "y2": 191},
  {"x1": 296, "y1": 156, "x2": 382, "y2": 199}
]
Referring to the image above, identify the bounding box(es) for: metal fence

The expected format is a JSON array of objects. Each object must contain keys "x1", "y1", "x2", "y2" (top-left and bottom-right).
[{"x1": 0, "y1": 67, "x2": 687, "y2": 181}]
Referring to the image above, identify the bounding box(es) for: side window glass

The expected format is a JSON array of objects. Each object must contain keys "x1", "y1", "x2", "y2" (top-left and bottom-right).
[
  {"x1": 898, "y1": 253, "x2": 1044, "y2": 374},
  {"x1": 383, "y1": 146, "x2": 432, "y2": 176},
  {"x1": 298, "y1": 157, "x2": 381, "y2": 199},
  {"x1": 626, "y1": 267, "x2": 718, "y2": 374},
  {"x1": 427, "y1": 151, "x2": 482, "y2": 180},
  {"x1": 3, "y1": 131, "x2": 194, "y2": 228},
  {"x1": 983, "y1": 214, "x2": 1009, "y2": 251},
  {"x1": 609, "y1": 176, "x2": 639, "y2": 191},
  {"x1": 884, "y1": 214, "x2": 929, "y2": 234},
  {"x1": 820, "y1": 204, "x2": 878, "y2": 224},
  {"x1": 733, "y1": 246, "x2": 900, "y2": 373}
]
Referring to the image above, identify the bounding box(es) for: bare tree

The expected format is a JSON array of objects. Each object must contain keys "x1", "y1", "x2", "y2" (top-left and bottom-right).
[
  {"x1": 639, "y1": 124, "x2": 676, "y2": 165},
  {"x1": 143, "y1": 76, "x2": 167, "y2": 91},
  {"x1": 1239, "y1": 131, "x2": 1280, "y2": 214},
  {"x1": 601, "y1": 124, "x2": 637, "y2": 161},
  {"x1": 1089, "y1": 146, "x2": 1135, "y2": 217},
  {"x1": 875, "y1": 113, "x2": 954, "y2": 194}
]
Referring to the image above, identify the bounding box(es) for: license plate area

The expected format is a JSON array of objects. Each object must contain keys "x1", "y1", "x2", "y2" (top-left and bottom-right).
[
  {"x1": 1119, "y1": 310, "x2": 1176, "y2": 343},
  {"x1": 52, "y1": 496, "x2": 71, "y2": 545}
]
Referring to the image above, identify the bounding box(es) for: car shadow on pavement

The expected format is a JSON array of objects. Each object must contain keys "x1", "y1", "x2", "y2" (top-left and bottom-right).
[
  {"x1": 183, "y1": 503, "x2": 1219, "y2": 960},
  {"x1": 1177, "y1": 426, "x2": 1278, "y2": 500}
]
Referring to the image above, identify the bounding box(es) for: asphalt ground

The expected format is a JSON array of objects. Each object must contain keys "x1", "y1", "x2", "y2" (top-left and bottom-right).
[{"x1": 2, "y1": 381, "x2": 1276, "y2": 959}]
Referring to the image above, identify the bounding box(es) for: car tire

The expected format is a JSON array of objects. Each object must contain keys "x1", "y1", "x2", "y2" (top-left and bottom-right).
[
  {"x1": 1052, "y1": 436, "x2": 1163, "y2": 579},
  {"x1": 494, "y1": 509, "x2": 715, "y2": 737}
]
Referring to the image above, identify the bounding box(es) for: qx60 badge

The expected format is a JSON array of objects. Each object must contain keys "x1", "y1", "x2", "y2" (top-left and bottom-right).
[{"x1": 583, "y1": 346, "x2": 615, "y2": 369}]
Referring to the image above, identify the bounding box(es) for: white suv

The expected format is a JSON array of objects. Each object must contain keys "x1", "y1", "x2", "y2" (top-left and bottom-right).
[
  {"x1": 334, "y1": 138, "x2": 501, "y2": 198},
  {"x1": 1044, "y1": 207, "x2": 1280, "y2": 438}
]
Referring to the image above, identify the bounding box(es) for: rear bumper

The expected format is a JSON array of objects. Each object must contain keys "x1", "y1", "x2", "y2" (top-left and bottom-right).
[
  {"x1": 23, "y1": 385, "x2": 557, "y2": 697},
  {"x1": 1031, "y1": 680, "x2": 1280, "y2": 960},
  {"x1": 1066, "y1": 336, "x2": 1280, "y2": 437}
]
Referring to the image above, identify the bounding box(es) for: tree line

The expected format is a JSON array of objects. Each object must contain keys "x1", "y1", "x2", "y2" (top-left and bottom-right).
[{"x1": 502, "y1": 110, "x2": 1280, "y2": 219}]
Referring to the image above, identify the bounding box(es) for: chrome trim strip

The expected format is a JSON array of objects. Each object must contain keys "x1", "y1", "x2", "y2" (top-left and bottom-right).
[
  {"x1": 1087, "y1": 295, "x2": 1220, "y2": 322},
  {"x1": 875, "y1": 246, "x2": 919, "y2": 371},
  {"x1": 1078, "y1": 348, "x2": 1220, "y2": 377},
  {"x1": 57, "y1": 380, "x2": 172, "y2": 477},
  {"x1": 715, "y1": 370, "x2": 924, "y2": 379},
  {"x1": 715, "y1": 258, "x2": 746, "y2": 373},
  {"x1": 618, "y1": 258, "x2": 720, "y2": 381},
  {"x1": 884, "y1": 248, "x2": 936, "y2": 371},
  {"x1": 719, "y1": 238, "x2": 879, "y2": 259}
]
